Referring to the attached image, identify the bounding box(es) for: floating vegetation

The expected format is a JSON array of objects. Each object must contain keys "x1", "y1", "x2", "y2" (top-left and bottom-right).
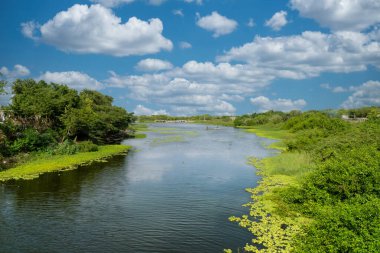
[
  {"x1": 0, "y1": 145, "x2": 131, "y2": 181},
  {"x1": 151, "y1": 135, "x2": 186, "y2": 145}
]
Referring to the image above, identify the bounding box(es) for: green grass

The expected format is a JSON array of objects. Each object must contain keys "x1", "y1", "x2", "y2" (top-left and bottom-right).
[
  {"x1": 0, "y1": 145, "x2": 130, "y2": 181},
  {"x1": 249, "y1": 152, "x2": 313, "y2": 177},
  {"x1": 241, "y1": 126, "x2": 293, "y2": 151},
  {"x1": 134, "y1": 133, "x2": 147, "y2": 139},
  {"x1": 228, "y1": 125, "x2": 313, "y2": 252},
  {"x1": 151, "y1": 135, "x2": 186, "y2": 145}
]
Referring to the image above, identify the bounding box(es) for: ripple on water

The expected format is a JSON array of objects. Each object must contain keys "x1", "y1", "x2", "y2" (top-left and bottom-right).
[{"x1": 0, "y1": 124, "x2": 271, "y2": 253}]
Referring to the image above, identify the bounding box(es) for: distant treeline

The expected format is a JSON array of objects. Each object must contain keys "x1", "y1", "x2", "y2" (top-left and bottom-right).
[{"x1": 0, "y1": 79, "x2": 135, "y2": 168}]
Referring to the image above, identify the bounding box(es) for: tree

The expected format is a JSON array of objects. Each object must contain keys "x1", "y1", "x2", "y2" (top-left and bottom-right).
[
  {"x1": 10, "y1": 79, "x2": 79, "y2": 130},
  {"x1": 0, "y1": 73, "x2": 6, "y2": 95},
  {"x1": 61, "y1": 89, "x2": 134, "y2": 144}
]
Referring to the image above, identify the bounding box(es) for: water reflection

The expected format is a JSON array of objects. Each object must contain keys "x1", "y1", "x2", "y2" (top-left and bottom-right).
[{"x1": 0, "y1": 124, "x2": 272, "y2": 253}]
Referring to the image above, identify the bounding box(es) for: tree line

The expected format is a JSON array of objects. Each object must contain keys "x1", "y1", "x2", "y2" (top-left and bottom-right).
[{"x1": 0, "y1": 79, "x2": 135, "y2": 168}]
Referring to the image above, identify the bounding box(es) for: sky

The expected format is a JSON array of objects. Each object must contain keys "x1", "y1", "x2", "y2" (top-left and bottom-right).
[{"x1": 1, "y1": 0, "x2": 380, "y2": 116}]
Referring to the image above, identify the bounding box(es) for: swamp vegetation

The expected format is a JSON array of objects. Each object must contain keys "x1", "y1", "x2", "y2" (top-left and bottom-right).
[
  {"x1": 0, "y1": 79, "x2": 135, "y2": 178},
  {"x1": 1, "y1": 78, "x2": 379, "y2": 252},
  {"x1": 228, "y1": 108, "x2": 380, "y2": 252}
]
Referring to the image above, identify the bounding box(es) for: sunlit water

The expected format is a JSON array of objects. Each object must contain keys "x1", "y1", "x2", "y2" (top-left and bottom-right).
[{"x1": 0, "y1": 124, "x2": 275, "y2": 252}]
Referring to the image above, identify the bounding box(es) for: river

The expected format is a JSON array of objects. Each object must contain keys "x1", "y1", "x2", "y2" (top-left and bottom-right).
[{"x1": 0, "y1": 124, "x2": 275, "y2": 252}]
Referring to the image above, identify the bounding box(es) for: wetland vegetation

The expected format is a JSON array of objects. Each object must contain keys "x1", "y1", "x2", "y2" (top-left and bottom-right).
[
  {"x1": 0, "y1": 79, "x2": 135, "y2": 179},
  {"x1": 1, "y1": 78, "x2": 379, "y2": 252}
]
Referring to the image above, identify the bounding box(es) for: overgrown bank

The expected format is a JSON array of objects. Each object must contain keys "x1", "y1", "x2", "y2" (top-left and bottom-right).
[
  {"x1": 0, "y1": 145, "x2": 130, "y2": 181},
  {"x1": 228, "y1": 108, "x2": 380, "y2": 252},
  {"x1": 0, "y1": 79, "x2": 136, "y2": 178}
]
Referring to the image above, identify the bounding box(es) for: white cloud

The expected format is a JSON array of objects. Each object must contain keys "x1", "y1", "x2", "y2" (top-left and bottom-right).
[
  {"x1": 291, "y1": 0, "x2": 380, "y2": 31},
  {"x1": 341, "y1": 80, "x2": 380, "y2": 108},
  {"x1": 265, "y1": 11, "x2": 288, "y2": 31},
  {"x1": 218, "y1": 31, "x2": 380, "y2": 78},
  {"x1": 90, "y1": 0, "x2": 135, "y2": 8},
  {"x1": 196, "y1": 11, "x2": 238, "y2": 37},
  {"x1": 250, "y1": 96, "x2": 306, "y2": 112},
  {"x1": 22, "y1": 4, "x2": 173, "y2": 57},
  {"x1": 184, "y1": 0, "x2": 203, "y2": 5},
  {"x1": 332, "y1": 86, "x2": 348, "y2": 93},
  {"x1": 21, "y1": 21, "x2": 40, "y2": 40},
  {"x1": 179, "y1": 41, "x2": 192, "y2": 49},
  {"x1": 321, "y1": 83, "x2": 349, "y2": 93},
  {"x1": 173, "y1": 9, "x2": 184, "y2": 17},
  {"x1": 134, "y1": 104, "x2": 168, "y2": 115},
  {"x1": 148, "y1": 0, "x2": 166, "y2": 6},
  {"x1": 0, "y1": 64, "x2": 30, "y2": 79},
  {"x1": 247, "y1": 18, "x2": 255, "y2": 28},
  {"x1": 136, "y1": 58, "x2": 173, "y2": 71},
  {"x1": 38, "y1": 71, "x2": 103, "y2": 90}
]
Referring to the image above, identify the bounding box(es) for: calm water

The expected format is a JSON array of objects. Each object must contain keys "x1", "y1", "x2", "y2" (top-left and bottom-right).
[{"x1": 0, "y1": 124, "x2": 275, "y2": 253}]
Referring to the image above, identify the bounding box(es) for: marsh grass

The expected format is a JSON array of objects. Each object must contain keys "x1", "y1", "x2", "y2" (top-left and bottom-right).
[
  {"x1": 228, "y1": 127, "x2": 313, "y2": 252},
  {"x1": 151, "y1": 135, "x2": 186, "y2": 145},
  {"x1": 0, "y1": 145, "x2": 130, "y2": 181}
]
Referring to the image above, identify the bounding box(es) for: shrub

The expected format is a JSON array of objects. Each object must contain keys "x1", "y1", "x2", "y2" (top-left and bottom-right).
[{"x1": 77, "y1": 141, "x2": 98, "y2": 152}]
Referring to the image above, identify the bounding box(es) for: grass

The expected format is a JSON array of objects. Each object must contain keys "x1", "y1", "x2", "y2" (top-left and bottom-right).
[
  {"x1": 241, "y1": 125, "x2": 294, "y2": 151},
  {"x1": 249, "y1": 152, "x2": 313, "y2": 177},
  {"x1": 134, "y1": 133, "x2": 147, "y2": 139},
  {"x1": 0, "y1": 145, "x2": 130, "y2": 182},
  {"x1": 228, "y1": 125, "x2": 313, "y2": 252},
  {"x1": 151, "y1": 135, "x2": 186, "y2": 145}
]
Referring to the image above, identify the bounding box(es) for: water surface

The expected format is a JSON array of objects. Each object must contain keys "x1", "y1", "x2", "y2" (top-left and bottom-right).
[{"x1": 0, "y1": 124, "x2": 274, "y2": 252}]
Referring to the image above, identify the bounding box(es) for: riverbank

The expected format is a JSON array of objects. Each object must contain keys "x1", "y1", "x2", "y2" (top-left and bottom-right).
[
  {"x1": 0, "y1": 145, "x2": 131, "y2": 182},
  {"x1": 229, "y1": 126, "x2": 312, "y2": 252},
  {"x1": 230, "y1": 113, "x2": 380, "y2": 252}
]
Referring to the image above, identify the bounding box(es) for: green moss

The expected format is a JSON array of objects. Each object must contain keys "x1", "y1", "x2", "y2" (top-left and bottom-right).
[
  {"x1": 134, "y1": 133, "x2": 147, "y2": 139},
  {"x1": 0, "y1": 145, "x2": 130, "y2": 181}
]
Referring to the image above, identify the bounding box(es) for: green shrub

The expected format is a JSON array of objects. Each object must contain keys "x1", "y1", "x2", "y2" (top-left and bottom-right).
[
  {"x1": 10, "y1": 128, "x2": 57, "y2": 153},
  {"x1": 50, "y1": 140, "x2": 79, "y2": 155},
  {"x1": 77, "y1": 141, "x2": 98, "y2": 152}
]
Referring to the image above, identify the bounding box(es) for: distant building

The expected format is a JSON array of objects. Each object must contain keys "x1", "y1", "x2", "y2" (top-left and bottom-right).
[{"x1": 341, "y1": 114, "x2": 367, "y2": 122}]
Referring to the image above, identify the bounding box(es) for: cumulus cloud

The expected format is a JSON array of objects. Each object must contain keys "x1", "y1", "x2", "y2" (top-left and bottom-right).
[
  {"x1": 341, "y1": 80, "x2": 380, "y2": 108},
  {"x1": 136, "y1": 58, "x2": 173, "y2": 71},
  {"x1": 179, "y1": 41, "x2": 192, "y2": 49},
  {"x1": 173, "y1": 9, "x2": 184, "y2": 17},
  {"x1": 106, "y1": 68, "x2": 240, "y2": 115},
  {"x1": 134, "y1": 104, "x2": 168, "y2": 115},
  {"x1": 0, "y1": 64, "x2": 30, "y2": 79},
  {"x1": 265, "y1": 11, "x2": 288, "y2": 31},
  {"x1": 90, "y1": 0, "x2": 135, "y2": 8},
  {"x1": 148, "y1": 0, "x2": 166, "y2": 6},
  {"x1": 250, "y1": 96, "x2": 306, "y2": 112},
  {"x1": 196, "y1": 11, "x2": 238, "y2": 37},
  {"x1": 184, "y1": 0, "x2": 203, "y2": 5},
  {"x1": 21, "y1": 4, "x2": 173, "y2": 57},
  {"x1": 38, "y1": 71, "x2": 103, "y2": 90},
  {"x1": 247, "y1": 18, "x2": 255, "y2": 28},
  {"x1": 321, "y1": 83, "x2": 350, "y2": 93},
  {"x1": 291, "y1": 0, "x2": 380, "y2": 31},
  {"x1": 218, "y1": 31, "x2": 380, "y2": 78}
]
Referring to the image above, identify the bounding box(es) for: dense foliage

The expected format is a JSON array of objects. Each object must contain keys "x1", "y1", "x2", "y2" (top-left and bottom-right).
[
  {"x1": 232, "y1": 108, "x2": 380, "y2": 252},
  {"x1": 0, "y1": 79, "x2": 134, "y2": 168}
]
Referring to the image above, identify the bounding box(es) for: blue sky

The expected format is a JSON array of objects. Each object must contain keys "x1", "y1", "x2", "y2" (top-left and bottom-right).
[{"x1": 1, "y1": 0, "x2": 379, "y2": 115}]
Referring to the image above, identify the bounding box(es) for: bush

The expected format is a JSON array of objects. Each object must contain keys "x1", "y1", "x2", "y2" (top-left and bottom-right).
[
  {"x1": 10, "y1": 128, "x2": 57, "y2": 153},
  {"x1": 50, "y1": 140, "x2": 79, "y2": 155},
  {"x1": 77, "y1": 141, "x2": 98, "y2": 152}
]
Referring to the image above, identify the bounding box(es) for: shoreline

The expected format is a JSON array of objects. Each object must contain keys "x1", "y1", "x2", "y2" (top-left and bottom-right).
[
  {"x1": 0, "y1": 145, "x2": 131, "y2": 182},
  {"x1": 229, "y1": 127, "x2": 311, "y2": 252}
]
